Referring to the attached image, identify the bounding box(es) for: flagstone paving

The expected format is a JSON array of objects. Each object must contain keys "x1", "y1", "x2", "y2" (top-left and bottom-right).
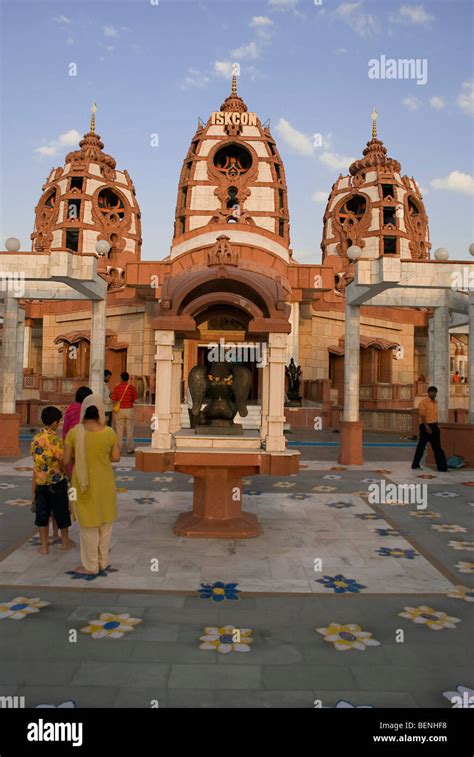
[{"x1": 0, "y1": 439, "x2": 472, "y2": 708}]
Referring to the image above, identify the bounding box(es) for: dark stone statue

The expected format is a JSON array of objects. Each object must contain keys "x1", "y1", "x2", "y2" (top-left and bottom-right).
[
  {"x1": 188, "y1": 361, "x2": 252, "y2": 435},
  {"x1": 285, "y1": 358, "x2": 302, "y2": 406}
]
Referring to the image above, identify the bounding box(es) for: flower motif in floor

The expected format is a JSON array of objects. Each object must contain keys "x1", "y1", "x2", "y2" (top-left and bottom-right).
[
  {"x1": 433, "y1": 491, "x2": 458, "y2": 498},
  {"x1": 443, "y1": 686, "x2": 474, "y2": 708},
  {"x1": 14, "y1": 466, "x2": 33, "y2": 472},
  {"x1": 153, "y1": 476, "x2": 173, "y2": 482},
  {"x1": 448, "y1": 541, "x2": 474, "y2": 552},
  {"x1": 116, "y1": 476, "x2": 135, "y2": 482},
  {"x1": 312, "y1": 485, "x2": 337, "y2": 492},
  {"x1": 198, "y1": 582, "x2": 240, "y2": 602},
  {"x1": 374, "y1": 528, "x2": 406, "y2": 537},
  {"x1": 273, "y1": 481, "x2": 296, "y2": 488},
  {"x1": 5, "y1": 499, "x2": 32, "y2": 507},
  {"x1": 462, "y1": 482, "x2": 474, "y2": 487},
  {"x1": 330, "y1": 467, "x2": 347, "y2": 472},
  {"x1": 316, "y1": 623, "x2": 380, "y2": 652},
  {"x1": 352, "y1": 491, "x2": 370, "y2": 499},
  {"x1": 447, "y1": 585, "x2": 474, "y2": 603},
  {"x1": 409, "y1": 511, "x2": 441, "y2": 519},
  {"x1": 116, "y1": 488, "x2": 129, "y2": 493},
  {"x1": 81, "y1": 613, "x2": 142, "y2": 639},
  {"x1": 289, "y1": 493, "x2": 312, "y2": 501},
  {"x1": 376, "y1": 547, "x2": 418, "y2": 560},
  {"x1": 332, "y1": 699, "x2": 374, "y2": 708},
  {"x1": 133, "y1": 497, "x2": 157, "y2": 504},
  {"x1": 455, "y1": 562, "x2": 474, "y2": 574},
  {"x1": 323, "y1": 475, "x2": 342, "y2": 480},
  {"x1": 0, "y1": 483, "x2": 17, "y2": 490},
  {"x1": 326, "y1": 501, "x2": 354, "y2": 509},
  {"x1": 36, "y1": 701, "x2": 77, "y2": 708},
  {"x1": 245, "y1": 490, "x2": 263, "y2": 496},
  {"x1": 360, "y1": 478, "x2": 381, "y2": 484},
  {"x1": 432, "y1": 524, "x2": 467, "y2": 534},
  {"x1": 398, "y1": 606, "x2": 461, "y2": 631},
  {"x1": 66, "y1": 567, "x2": 118, "y2": 582},
  {"x1": 374, "y1": 470, "x2": 392, "y2": 475},
  {"x1": 354, "y1": 513, "x2": 383, "y2": 521},
  {"x1": 417, "y1": 474, "x2": 437, "y2": 479},
  {"x1": 199, "y1": 625, "x2": 253, "y2": 654},
  {"x1": 316, "y1": 574, "x2": 367, "y2": 594},
  {"x1": 0, "y1": 596, "x2": 50, "y2": 620}
]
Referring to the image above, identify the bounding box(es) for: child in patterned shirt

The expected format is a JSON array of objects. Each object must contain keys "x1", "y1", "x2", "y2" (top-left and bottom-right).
[{"x1": 31, "y1": 407, "x2": 75, "y2": 555}]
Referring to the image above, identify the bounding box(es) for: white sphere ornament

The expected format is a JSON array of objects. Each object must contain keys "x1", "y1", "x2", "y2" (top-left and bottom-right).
[
  {"x1": 469, "y1": 243, "x2": 474, "y2": 257},
  {"x1": 434, "y1": 247, "x2": 449, "y2": 261},
  {"x1": 5, "y1": 237, "x2": 21, "y2": 252},
  {"x1": 347, "y1": 245, "x2": 362, "y2": 261},
  {"x1": 95, "y1": 239, "x2": 111, "y2": 257}
]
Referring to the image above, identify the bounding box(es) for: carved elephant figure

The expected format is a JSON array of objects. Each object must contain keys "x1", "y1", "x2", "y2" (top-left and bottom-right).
[{"x1": 188, "y1": 363, "x2": 252, "y2": 426}]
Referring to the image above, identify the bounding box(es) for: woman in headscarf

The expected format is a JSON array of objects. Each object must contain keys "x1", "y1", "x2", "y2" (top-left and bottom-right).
[
  {"x1": 63, "y1": 393, "x2": 120, "y2": 575},
  {"x1": 62, "y1": 386, "x2": 93, "y2": 440}
]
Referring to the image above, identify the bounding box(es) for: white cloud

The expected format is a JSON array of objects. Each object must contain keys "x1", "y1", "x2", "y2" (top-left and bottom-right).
[
  {"x1": 180, "y1": 68, "x2": 210, "y2": 90},
  {"x1": 319, "y1": 151, "x2": 355, "y2": 171},
  {"x1": 389, "y1": 4, "x2": 434, "y2": 26},
  {"x1": 35, "y1": 129, "x2": 82, "y2": 157},
  {"x1": 250, "y1": 16, "x2": 273, "y2": 27},
  {"x1": 231, "y1": 41, "x2": 259, "y2": 60},
  {"x1": 431, "y1": 171, "x2": 474, "y2": 196},
  {"x1": 312, "y1": 191, "x2": 329, "y2": 203},
  {"x1": 402, "y1": 96, "x2": 421, "y2": 111},
  {"x1": 53, "y1": 15, "x2": 71, "y2": 24},
  {"x1": 430, "y1": 96, "x2": 445, "y2": 110},
  {"x1": 334, "y1": 2, "x2": 379, "y2": 37},
  {"x1": 457, "y1": 80, "x2": 474, "y2": 115},
  {"x1": 275, "y1": 118, "x2": 314, "y2": 156},
  {"x1": 103, "y1": 25, "x2": 120, "y2": 38},
  {"x1": 66, "y1": 37, "x2": 74, "y2": 46},
  {"x1": 214, "y1": 60, "x2": 233, "y2": 78}
]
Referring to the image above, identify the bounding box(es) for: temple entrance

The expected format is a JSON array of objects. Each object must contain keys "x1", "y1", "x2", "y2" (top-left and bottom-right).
[{"x1": 105, "y1": 348, "x2": 127, "y2": 387}]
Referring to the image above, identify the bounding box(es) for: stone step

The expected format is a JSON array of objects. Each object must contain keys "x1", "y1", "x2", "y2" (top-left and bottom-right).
[{"x1": 180, "y1": 403, "x2": 262, "y2": 429}]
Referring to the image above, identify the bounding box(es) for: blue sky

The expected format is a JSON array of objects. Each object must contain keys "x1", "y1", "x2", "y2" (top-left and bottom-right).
[{"x1": 1, "y1": 0, "x2": 473, "y2": 262}]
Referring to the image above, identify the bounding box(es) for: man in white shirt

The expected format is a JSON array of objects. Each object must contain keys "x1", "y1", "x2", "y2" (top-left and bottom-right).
[{"x1": 103, "y1": 370, "x2": 114, "y2": 427}]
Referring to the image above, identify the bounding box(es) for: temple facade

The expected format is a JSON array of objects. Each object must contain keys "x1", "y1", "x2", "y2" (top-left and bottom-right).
[{"x1": 8, "y1": 81, "x2": 468, "y2": 432}]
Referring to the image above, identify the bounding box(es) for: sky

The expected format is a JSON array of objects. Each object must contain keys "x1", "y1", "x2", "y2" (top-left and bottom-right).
[{"x1": 0, "y1": 0, "x2": 473, "y2": 263}]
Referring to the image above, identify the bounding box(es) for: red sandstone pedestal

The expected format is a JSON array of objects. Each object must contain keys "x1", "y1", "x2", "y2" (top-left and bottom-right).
[
  {"x1": 0, "y1": 414, "x2": 21, "y2": 457},
  {"x1": 338, "y1": 420, "x2": 364, "y2": 465},
  {"x1": 136, "y1": 446, "x2": 300, "y2": 539}
]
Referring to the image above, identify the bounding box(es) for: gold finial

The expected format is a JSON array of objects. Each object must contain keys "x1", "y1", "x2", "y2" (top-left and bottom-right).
[
  {"x1": 90, "y1": 101, "x2": 97, "y2": 133},
  {"x1": 371, "y1": 107, "x2": 378, "y2": 139},
  {"x1": 231, "y1": 62, "x2": 239, "y2": 95}
]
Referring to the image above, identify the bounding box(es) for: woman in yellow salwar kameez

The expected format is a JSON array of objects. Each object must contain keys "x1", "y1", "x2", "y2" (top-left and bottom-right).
[{"x1": 64, "y1": 394, "x2": 120, "y2": 575}]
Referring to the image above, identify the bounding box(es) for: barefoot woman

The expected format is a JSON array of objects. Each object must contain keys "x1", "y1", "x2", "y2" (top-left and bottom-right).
[{"x1": 64, "y1": 394, "x2": 120, "y2": 575}]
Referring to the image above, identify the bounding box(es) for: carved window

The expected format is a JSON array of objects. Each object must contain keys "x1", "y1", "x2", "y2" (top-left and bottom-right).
[
  {"x1": 382, "y1": 184, "x2": 394, "y2": 200},
  {"x1": 65, "y1": 229, "x2": 79, "y2": 252},
  {"x1": 383, "y1": 236, "x2": 397, "y2": 255},
  {"x1": 70, "y1": 177, "x2": 84, "y2": 191},
  {"x1": 98, "y1": 188, "x2": 125, "y2": 222},
  {"x1": 44, "y1": 190, "x2": 57, "y2": 208},
  {"x1": 68, "y1": 200, "x2": 81, "y2": 220},
  {"x1": 275, "y1": 164, "x2": 281, "y2": 181},
  {"x1": 408, "y1": 197, "x2": 420, "y2": 216},
  {"x1": 213, "y1": 144, "x2": 252, "y2": 178},
  {"x1": 383, "y1": 207, "x2": 397, "y2": 226},
  {"x1": 279, "y1": 189, "x2": 284, "y2": 209},
  {"x1": 279, "y1": 219, "x2": 285, "y2": 237}
]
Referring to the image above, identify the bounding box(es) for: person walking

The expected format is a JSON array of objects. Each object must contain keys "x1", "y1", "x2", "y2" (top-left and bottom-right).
[
  {"x1": 62, "y1": 386, "x2": 93, "y2": 439},
  {"x1": 411, "y1": 386, "x2": 448, "y2": 472},
  {"x1": 110, "y1": 372, "x2": 138, "y2": 455},
  {"x1": 103, "y1": 370, "x2": 114, "y2": 427},
  {"x1": 63, "y1": 394, "x2": 120, "y2": 576}
]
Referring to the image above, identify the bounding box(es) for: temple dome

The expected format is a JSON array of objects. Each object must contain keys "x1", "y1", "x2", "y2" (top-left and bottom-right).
[
  {"x1": 320, "y1": 110, "x2": 431, "y2": 293},
  {"x1": 31, "y1": 104, "x2": 142, "y2": 291}
]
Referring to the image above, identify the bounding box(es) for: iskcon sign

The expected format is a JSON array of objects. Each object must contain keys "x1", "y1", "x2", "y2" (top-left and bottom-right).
[{"x1": 211, "y1": 111, "x2": 258, "y2": 127}]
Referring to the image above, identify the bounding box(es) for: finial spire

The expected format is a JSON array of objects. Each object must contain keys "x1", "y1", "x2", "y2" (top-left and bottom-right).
[
  {"x1": 231, "y1": 62, "x2": 239, "y2": 96},
  {"x1": 90, "y1": 101, "x2": 97, "y2": 133},
  {"x1": 371, "y1": 107, "x2": 378, "y2": 139}
]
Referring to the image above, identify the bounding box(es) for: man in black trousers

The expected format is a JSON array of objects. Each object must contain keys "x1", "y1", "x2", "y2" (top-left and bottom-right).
[{"x1": 411, "y1": 386, "x2": 448, "y2": 471}]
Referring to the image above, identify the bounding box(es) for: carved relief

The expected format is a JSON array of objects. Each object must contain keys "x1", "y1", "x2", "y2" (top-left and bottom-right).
[{"x1": 32, "y1": 187, "x2": 59, "y2": 252}]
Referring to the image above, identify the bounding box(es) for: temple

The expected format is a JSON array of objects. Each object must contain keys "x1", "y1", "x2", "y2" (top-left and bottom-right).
[{"x1": 0, "y1": 80, "x2": 472, "y2": 463}]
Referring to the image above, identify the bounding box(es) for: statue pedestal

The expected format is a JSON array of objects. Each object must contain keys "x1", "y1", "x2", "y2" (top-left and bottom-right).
[{"x1": 136, "y1": 440, "x2": 300, "y2": 539}]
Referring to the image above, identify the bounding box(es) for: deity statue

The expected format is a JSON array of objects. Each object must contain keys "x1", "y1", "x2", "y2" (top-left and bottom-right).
[
  {"x1": 188, "y1": 361, "x2": 252, "y2": 435},
  {"x1": 285, "y1": 358, "x2": 302, "y2": 406}
]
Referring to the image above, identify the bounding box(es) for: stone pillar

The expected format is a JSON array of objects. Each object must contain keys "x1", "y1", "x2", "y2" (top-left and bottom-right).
[
  {"x1": 169, "y1": 338, "x2": 184, "y2": 434},
  {"x1": 469, "y1": 295, "x2": 474, "y2": 424},
  {"x1": 428, "y1": 316, "x2": 435, "y2": 386},
  {"x1": 152, "y1": 330, "x2": 175, "y2": 450},
  {"x1": 89, "y1": 298, "x2": 106, "y2": 395},
  {"x1": 0, "y1": 296, "x2": 21, "y2": 456},
  {"x1": 433, "y1": 306, "x2": 450, "y2": 423},
  {"x1": 265, "y1": 332, "x2": 287, "y2": 453},
  {"x1": 23, "y1": 319, "x2": 32, "y2": 370},
  {"x1": 339, "y1": 300, "x2": 363, "y2": 464},
  {"x1": 260, "y1": 357, "x2": 270, "y2": 441},
  {"x1": 0, "y1": 296, "x2": 19, "y2": 414},
  {"x1": 287, "y1": 302, "x2": 300, "y2": 365},
  {"x1": 16, "y1": 308, "x2": 25, "y2": 400}
]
